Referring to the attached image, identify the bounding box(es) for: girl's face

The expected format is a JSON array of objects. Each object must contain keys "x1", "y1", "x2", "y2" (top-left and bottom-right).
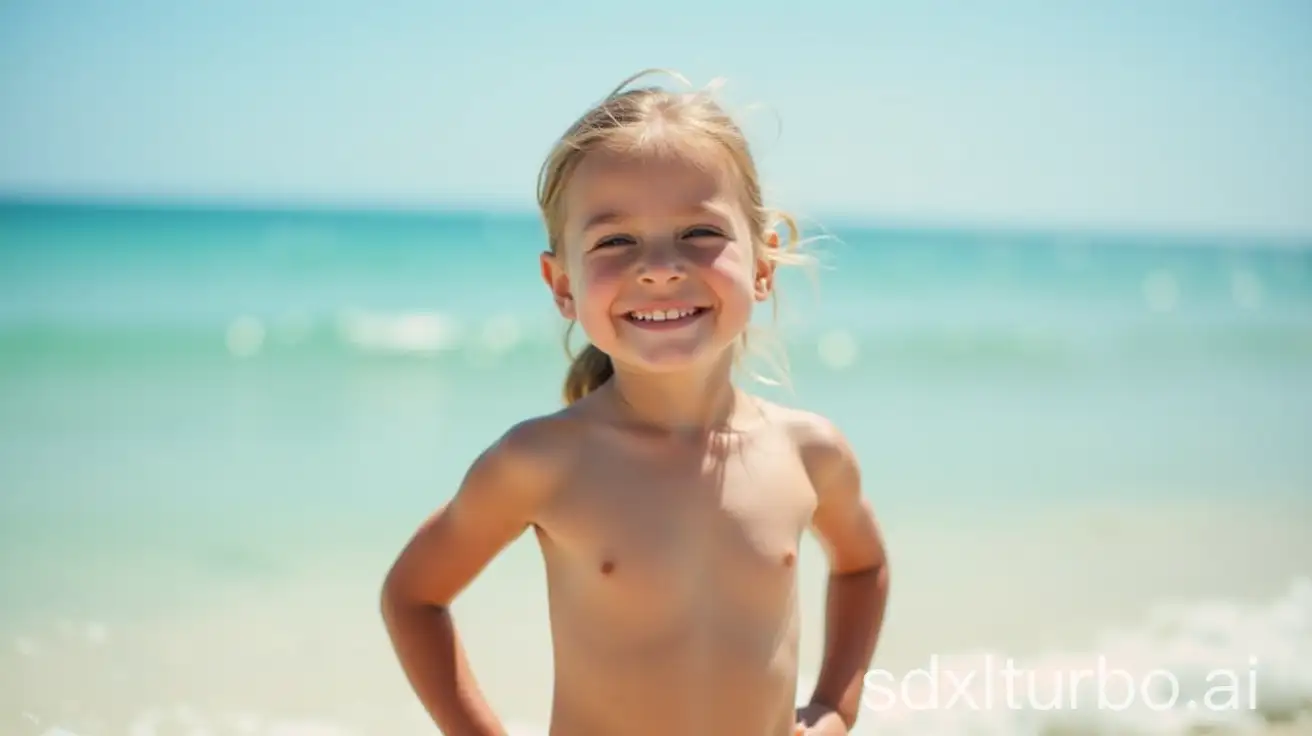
[{"x1": 541, "y1": 149, "x2": 775, "y2": 375}]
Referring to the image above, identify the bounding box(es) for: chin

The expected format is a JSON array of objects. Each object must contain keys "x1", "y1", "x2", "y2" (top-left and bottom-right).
[{"x1": 612, "y1": 340, "x2": 737, "y2": 375}]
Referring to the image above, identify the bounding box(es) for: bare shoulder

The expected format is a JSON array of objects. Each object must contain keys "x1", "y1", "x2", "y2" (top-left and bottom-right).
[
  {"x1": 381, "y1": 408, "x2": 589, "y2": 608},
  {"x1": 756, "y1": 400, "x2": 860, "y2": 495},
  {"x1": 463, "y1": 408, "x2": 588, "y2": 512}
]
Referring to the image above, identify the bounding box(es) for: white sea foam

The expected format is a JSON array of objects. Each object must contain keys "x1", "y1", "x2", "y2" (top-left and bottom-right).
[
  {"x1": 25, "y1": 580, "x2": 1312, "y2": 736},
  {"x1": 822, "y1": 578, "x2": 1312, "y2": 735},
  {"x1": 335, "y1": 309, "x2": 461, "y2": 354}
]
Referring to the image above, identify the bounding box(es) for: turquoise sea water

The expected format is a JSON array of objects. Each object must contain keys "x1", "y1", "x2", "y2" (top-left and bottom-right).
[{"x1": 1, "y1": 199, "x2": 1310, "y2": 627}]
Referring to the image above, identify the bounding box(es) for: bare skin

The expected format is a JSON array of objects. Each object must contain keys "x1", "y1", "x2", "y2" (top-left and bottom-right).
[
  {"x1": 381, "y1": 380, "x2": 889, "y2": 736},
  {"x1": 384, "y1": 124, "x2": 888, "y2": 735}
]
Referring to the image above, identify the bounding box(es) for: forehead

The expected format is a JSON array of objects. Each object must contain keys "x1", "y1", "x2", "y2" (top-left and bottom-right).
[{"x1": 562, "y1": 149, "x2": 743, "y2": 236}]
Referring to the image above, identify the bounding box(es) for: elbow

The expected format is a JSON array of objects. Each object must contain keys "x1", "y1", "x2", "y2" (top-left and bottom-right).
[
  {"x1": 379, "y1": 568, "x2": 402, "y2": 623},
  {"x1": 379, "y1": 564, "x2": 417, "y2": 623},
  {"x1": 832, "y1": 553, "x2": 888, "y2": 587},
  {"x1": 379, "y1": 565, "x2": 448, "y2": 625},
  {"x1": 836, "y1": 555, "x2": 889, "y2": 614},
  {"x1": 867, "y1": 557, "x2": 890, "y2": 612},
  {"x1": 855, "y1": 560, "x2": 890, "y2": 608},
  {"x1": 861, "y1": 538, "x2": 890, "y2": 595}
]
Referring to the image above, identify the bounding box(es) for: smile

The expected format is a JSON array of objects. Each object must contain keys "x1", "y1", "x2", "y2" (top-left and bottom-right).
[{"x1": 624, "y1": 306, "x2": 709, "y2": 327}]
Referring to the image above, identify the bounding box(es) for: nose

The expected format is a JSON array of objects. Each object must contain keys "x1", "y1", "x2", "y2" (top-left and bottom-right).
[{"x1": 636, "y1": 245, "x2": 686, "y2": 285}]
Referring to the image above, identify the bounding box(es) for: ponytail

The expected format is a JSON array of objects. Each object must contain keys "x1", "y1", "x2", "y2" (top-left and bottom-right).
[{"x1": 563, "y1": 343, "x2": 613, "y2": 405}]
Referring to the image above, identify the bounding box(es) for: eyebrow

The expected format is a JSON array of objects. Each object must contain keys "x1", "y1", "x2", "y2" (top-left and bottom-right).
[
  {"x1": 577, "y1": 205, "x2": 731, "y2": 235},
  {"x1": 580, "y1": 210, "x2": 625, "y2": 233}
]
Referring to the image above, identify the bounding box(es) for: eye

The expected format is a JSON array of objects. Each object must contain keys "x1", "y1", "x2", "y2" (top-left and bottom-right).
[
  {"x1": 592, "y1": 234, "x2": 636, "y2": 249},
  {"x1": 682, "y1": 226, "x2": 725, "y2": 240}
]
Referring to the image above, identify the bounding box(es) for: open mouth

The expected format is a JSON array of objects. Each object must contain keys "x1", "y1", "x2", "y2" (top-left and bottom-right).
[{"x1": 624, "y1": 306, "x2": 710, "y2": 326}]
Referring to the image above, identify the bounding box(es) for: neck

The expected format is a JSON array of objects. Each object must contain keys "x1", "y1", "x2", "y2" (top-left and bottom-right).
[{"x1": 606, "y1": 352, "x2": 746, "y2": 435}]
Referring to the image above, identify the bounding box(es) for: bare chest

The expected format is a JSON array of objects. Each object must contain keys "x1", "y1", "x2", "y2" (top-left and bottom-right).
[{"x1": 535, "y1": 432, "x2": 817, "y2": 631}]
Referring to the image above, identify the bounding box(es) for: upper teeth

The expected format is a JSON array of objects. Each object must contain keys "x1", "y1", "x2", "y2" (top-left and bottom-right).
[{"x1": 631, "y1": 308, "x2": 699, "y2": 322}]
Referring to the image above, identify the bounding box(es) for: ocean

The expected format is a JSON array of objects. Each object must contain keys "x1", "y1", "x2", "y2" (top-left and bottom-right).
[{"x1": 1, "y1": 200, "x2": 1310, "y2": 735}]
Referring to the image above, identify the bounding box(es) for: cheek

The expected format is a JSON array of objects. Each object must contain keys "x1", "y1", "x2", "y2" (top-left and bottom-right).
[
  {"x1": 704, "y1": 250, "x2": 759, "y2": 303},
  {"x1": 574, "y1": 260, "x2": 626, "y2": 314}
]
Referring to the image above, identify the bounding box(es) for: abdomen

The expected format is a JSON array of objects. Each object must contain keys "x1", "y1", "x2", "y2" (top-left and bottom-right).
[{"x1": 546, "y1": 610, "x2": 801, "y2": 736}]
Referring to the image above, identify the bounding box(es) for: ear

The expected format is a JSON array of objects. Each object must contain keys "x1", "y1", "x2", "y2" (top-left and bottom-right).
[
  {"x1": 753, "y1": 231, "x2": 780, "y2": 302},
  {"x1": 540, "y1": 251, "x2": 577, "y2": 320}
]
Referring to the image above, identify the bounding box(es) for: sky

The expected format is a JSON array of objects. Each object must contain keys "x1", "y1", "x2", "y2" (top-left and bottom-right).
[{"x1": 1, "y1": 0, "x2": 1310, "y2": 237}]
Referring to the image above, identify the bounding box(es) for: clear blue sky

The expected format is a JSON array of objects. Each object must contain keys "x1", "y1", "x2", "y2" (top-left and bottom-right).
[{"x1": 2, "y1": 0, "x2": 1309, "y2": 237}]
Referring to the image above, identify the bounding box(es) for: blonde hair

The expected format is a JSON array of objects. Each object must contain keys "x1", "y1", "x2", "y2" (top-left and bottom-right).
[{"x1": 537, "y1": 69, "x2": 811, "y2": 405}]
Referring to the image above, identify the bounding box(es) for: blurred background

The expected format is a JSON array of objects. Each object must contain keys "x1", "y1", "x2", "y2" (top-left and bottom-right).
[{"x1": 2, "y1": 1, "x2": 1310, "y2": 735}]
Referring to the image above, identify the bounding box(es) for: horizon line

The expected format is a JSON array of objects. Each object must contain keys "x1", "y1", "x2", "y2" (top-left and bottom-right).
[{"x1": 2, "y1": 191, "x2": 1309, "y2": 247}]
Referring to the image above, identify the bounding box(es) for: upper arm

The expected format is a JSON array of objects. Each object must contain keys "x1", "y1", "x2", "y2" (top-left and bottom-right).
[
  {"x1": 382, "y1": 416, "x2": 570, "y2": 608},
  {"x1": 794, "y1": 413, "x2": 887, "y2": 576}
]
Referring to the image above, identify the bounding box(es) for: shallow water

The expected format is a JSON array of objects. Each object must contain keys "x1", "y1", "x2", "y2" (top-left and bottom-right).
[{"x1": 2, "y1": 201, "x2": 1309, "y2": 734}]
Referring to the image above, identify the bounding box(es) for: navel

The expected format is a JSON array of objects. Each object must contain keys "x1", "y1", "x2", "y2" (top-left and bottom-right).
[
  {"x1": 600, "y1": 559, "x2": 616, "y2": 575},
  {"x1": 782, "y1": 551, "x2": 796, "y2": 568}
]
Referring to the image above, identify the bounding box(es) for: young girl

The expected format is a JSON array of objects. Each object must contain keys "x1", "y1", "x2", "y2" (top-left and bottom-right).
[{"x1": 380, "y1": 70, "x2": 890, "y2": 736}]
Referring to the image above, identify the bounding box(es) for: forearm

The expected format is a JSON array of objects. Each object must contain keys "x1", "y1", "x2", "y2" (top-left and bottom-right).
[
  {"x1": 381, "y1": 596, "x2": 506, "y2": 736},
  {"x1": 807, "y1": 563, "x2": 889, "y2": 727}
]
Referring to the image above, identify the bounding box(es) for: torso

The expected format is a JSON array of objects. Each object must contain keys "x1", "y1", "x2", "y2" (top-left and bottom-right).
[{"x1": 529, "y1": 398, "x2": 819, "y2": 736}]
